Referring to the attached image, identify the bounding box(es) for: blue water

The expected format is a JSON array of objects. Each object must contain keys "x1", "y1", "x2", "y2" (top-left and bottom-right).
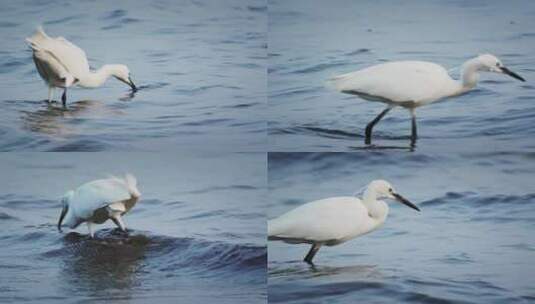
[
  {"x1": 0, "y1": 153, "x2": 266, "y2": 303},
  {"x1": 268, "y1": 152, "x2": 535, "y2": 303},
  {"x1": 268, "y1": 0, "x2": 535, "y2": 152},
  {"x1": 0, "y1": 0, "x2": 266, "y2": 151}
]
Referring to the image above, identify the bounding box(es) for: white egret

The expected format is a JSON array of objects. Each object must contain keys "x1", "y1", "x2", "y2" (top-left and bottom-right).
[
  {"x1": 268, "y1": 180, "x2": 420, "y2": 264},
  {"x1": 58, "y1": 174, "x2": 141, "y2": 238},
  {"x1": 328, "y1": 54, "x2": 525, "y2": 145},
  {"x1": 26, "y1": 26, "x2": 137, "y2": 106}
]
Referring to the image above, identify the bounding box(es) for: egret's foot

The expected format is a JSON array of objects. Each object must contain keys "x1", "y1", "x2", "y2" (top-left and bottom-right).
[
  {"x1": 410, "y1": 132, "x2": 418, "y2": 148},
  {"x1": 365, "y1": 107, "x2": 392, "y2": 145},
  {"x1": 307, "y1": 262, "x2": 318, "y2": 272},
  {"x1": 61, "y1": 90, "x2": 67, "y2": 106},
  {"x1": 410, "y1": 114, "x2": 417, "y2": 144},
  {"x1": 303, "y1": 244, "x2": 321, "y2": 265},
  {"x1": 364, "y1": 124, "x2": 374, "y2": 145}
]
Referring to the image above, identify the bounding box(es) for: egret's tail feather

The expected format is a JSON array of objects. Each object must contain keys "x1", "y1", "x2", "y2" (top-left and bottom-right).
[
  {"x1": 267, "y1": 220, "x2": 281, "y2": 237},
  {"x1": 325, "y1": 76, "x2": 341, "y2": 91},
  {"x1": 26, "y1": 26, "x2": 49, "y2": 50},
  {"x1": 325, "y1": 72, "x2": 358, "y2": 92},
  {"x1": 124, "y1": 173, "x2": 141, "y2": 198},
  {"x1": 267, "y1": 221, "x2": 273, "y2": 237}
]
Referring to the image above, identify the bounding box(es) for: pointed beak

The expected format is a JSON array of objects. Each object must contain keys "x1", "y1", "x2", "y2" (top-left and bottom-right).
[
  {"x1": 128, "y1": 76, "x2": 137, "y2": 92},
  {"x1": 500, "y1": 66, "x2": 525, "y2": 82},
  {"x1": 58, "y1": 205, "x2": 68, "y2": 232},
  {"x1": 392, "y1": 192, "x2": 420, "y2": 212}
]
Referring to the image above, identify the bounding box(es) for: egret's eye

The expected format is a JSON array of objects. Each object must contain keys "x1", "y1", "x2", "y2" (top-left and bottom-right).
[
  {"x1": 496, "y1": 62, "x2": 500, "y2": 67},
  {"x1": 389, "y1": 188, "x2": 393, "y2": 193}
]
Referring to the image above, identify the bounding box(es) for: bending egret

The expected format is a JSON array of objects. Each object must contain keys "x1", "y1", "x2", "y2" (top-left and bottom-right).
[
  {"x1": 268, "y1": 180, "x2": 420, "y2": 264},
  {"x1": 58, "y1": 174, "x2": 141, "y2": 238},
  {"x1": 26, "y1": 26, "x2": 137, "y2": 106},
  {"x1": 328, "y1": 54, "x2": 525, "y2": 145}
]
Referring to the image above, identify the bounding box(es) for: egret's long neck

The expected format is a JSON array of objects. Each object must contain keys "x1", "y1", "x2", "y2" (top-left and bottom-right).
[
  {"x1": 460, "y1": 58, "x2": 481, "y2": 91},
  {"x1": 78, "y1": 65, "x2": 115, "y2": 88},
  {"x1": 362, "y1": 189, "x2": 388, "y2": 221}
]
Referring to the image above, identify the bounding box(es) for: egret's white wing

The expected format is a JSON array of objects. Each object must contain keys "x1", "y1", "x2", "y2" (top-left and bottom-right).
[
  {"x1": 27, "y1": 27, "x2": 90, "y2": 79},
  {"x1": 32, "y1": 50, "x2": 72, "y2": 86},
  {"x1": 330, "y1": 61, "x2": 455, "y2": 103},
  {"x1": 268, "y1": 196, "x2": 373, "y2": 244},
  {"x1": 70, "y1": 178, "x2": 133, "y2": 220}
]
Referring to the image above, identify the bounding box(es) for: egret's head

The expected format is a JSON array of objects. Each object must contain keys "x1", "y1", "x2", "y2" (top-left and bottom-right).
[
  {"x1": 368, "y1": 180, "x2": 420, "y2": 211},
  {"x1": 111, "y1": 64, "x2": 137, "y2": 91},
  {"x1": 476, "y1": 54, "x2": 525, "y2": 81},
  {"x1": 58, "y1": 190, "x2": 74, "y2": 232}
]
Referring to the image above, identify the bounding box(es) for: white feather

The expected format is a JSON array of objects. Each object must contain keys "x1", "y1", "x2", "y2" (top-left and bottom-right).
[
  {"x1": 61, "y1": 175, "x2": 141, "y2": 230},
  {"x1": 26, "y1": 26, "x2": 89, "y2": 80}
]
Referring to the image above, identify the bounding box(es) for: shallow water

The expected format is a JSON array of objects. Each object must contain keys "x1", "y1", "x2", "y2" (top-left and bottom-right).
[
  {"x1": 268, "y1": 0, "x2": 535, "y2": 152},
  {"x1": 0, "y1": 0, "x2": 266, "y2": 151},
  {"x1": 0, "y1": 153, "x2": 266, "y2": 303},
  {"x1": 267, "y1": 152, "x2": 535, "y2": 303}
]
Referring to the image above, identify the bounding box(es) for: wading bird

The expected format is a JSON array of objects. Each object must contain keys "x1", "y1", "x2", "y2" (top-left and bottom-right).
[
  {"x1": 328, "y1": 54, "x2": 525, "y2": 145},
  {"x1": 268, "y1": 180, "x2": 420, "y2": 264},
  {"x1": 58, "y1": 174, "x2": 141, "y2": 238},
  {"x1": 26, "y1": 26, "x2": 137, "y2": 106}
]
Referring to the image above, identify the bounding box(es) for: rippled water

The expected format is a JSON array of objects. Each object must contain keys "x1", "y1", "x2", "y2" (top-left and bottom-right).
[
  {"x1": 0, "y1": 0, "x2": 266, "y2": 151},
  {"x1": 268, "y1": 153, "x2": 535, "y2": 303},
  {"x1": 268, "y1": 0, "x2": 535, "y2": 152},
  {"x1": 0, "y1": 153, "x2": 266, "y2": 303}
]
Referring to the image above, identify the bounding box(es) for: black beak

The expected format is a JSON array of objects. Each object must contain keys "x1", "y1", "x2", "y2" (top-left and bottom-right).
[
  {"x1": 500, "y1": 66, "x2": 525, "y2": 82},
  {"x1": 128, "y1": 76, "x2": 137, "y2": 92},
  {"x1": 57, "y1": 205, "x2": 68, "y2": 232},
  {"x1": 392, "y1": 193, "x2": 420, "y2": 212}
]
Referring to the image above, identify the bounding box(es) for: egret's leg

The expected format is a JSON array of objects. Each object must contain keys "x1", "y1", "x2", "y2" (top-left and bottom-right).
[
  {"x1": 47, "y1": 87, "x2": 54, "y2": 103},
  {"x1": 87, "y1": 222, "x2": 95, "y2": 238},
  {"x1": 111, "y1": 215, "x2": 127, "y2": 232},
  {"x1": 365, "y1": 107, "x2": 392, "y2": 144},
  {"x1": 410, "y1": 109, "x2": 418, "y2": 144},
  {"x1": 61, "y1": 89, "x2": 67, "y2": 106},
  {"x1": 304, "y1": 243, "x2": 322, "y2": 265}
]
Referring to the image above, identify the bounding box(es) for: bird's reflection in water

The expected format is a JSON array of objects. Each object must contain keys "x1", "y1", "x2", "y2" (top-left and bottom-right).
[
  {"x1": 20, "y1": 100, "x2": 123, "y2": 137},
  {"x1": 269, "y1": 261, "x2": 382, "y2": 281},
  {"x1": 59, "y1": 229, "x2": 150, "y2": 299},
  {"x1": 119, "y1": 90, "x2": 138, "y2": 101},
  {"x1": 307, "y1": 264, "x2": 381, "y2": 279},
  {"x1": 351, "y1": 144, "x2": 416, "y2": 152}
]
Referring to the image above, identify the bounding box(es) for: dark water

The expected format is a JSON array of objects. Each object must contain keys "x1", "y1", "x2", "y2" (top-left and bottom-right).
[
  {"x1": 0, "y1": 153, "x2": 266, "y2": 303},
  {"x1": 268, "y1": 0, "x2": 535, "y2": 152},
  {"x1": 267, "y1": 153, "x2": 535, "y2": 303},
  {"x1": 0, "y1": 0, "x2": 266, "y2": 151}
]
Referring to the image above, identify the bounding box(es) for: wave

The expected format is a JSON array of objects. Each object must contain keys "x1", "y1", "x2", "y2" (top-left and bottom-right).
[
  {"x1": 420, "y1": 192, "x2": 535, "y2": 208},
  {"x1": 40, "y1": 229, "x2": 266, "y2": 280},
  {"x1": 289, "y1": 62, "x2": 349, "y2": 75},
  {"x1": 0, "y1": 211, "x2": 19, "y2": 221},
  {"x1": 275, "y1": 126, "x2": 362, "y2": 139},
  {"x1": 268, "y1": 151, "x2": 441, "y2": 168},
  {"x1": 268, "y1": 263, "x2": 529, "y2": 303}
]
